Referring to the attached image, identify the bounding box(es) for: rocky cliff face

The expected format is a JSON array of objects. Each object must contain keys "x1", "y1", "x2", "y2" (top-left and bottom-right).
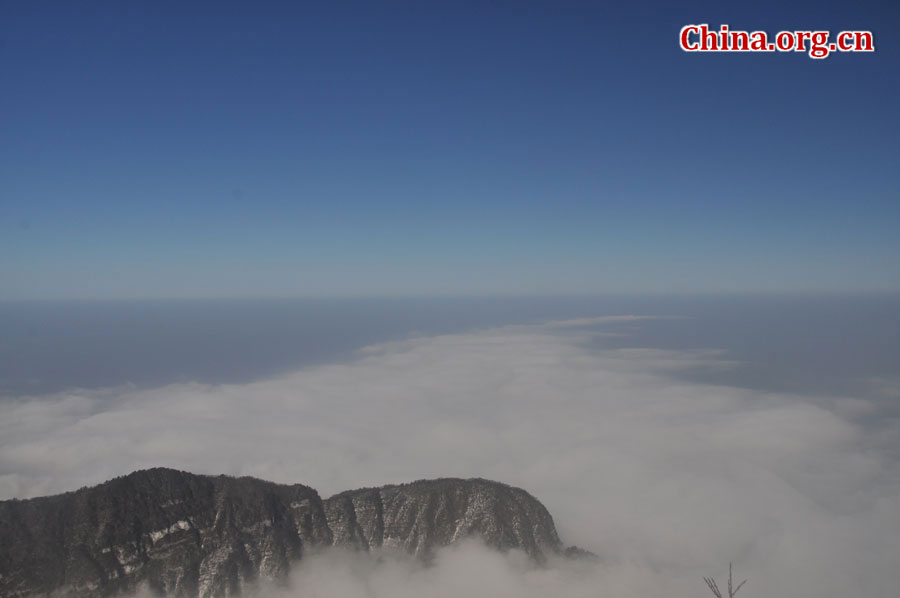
[
  {"x1": 325, "y1": 478, "x2": 561, "y2": 562},
  {"x1": 0, "y1": 469, "x2": 579, "y2": 598}
]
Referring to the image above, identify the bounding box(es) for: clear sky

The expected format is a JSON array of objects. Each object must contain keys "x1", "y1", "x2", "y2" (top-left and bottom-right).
[{"x1": 1, "y1": 0, "x2": 897, "y2": 299}]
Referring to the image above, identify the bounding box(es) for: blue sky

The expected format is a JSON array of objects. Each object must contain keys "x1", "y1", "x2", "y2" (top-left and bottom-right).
[{"x1": 1, "y1": 1, "x2": 897, "y2": 299}]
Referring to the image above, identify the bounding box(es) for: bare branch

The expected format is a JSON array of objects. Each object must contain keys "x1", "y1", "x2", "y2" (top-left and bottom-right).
[
  {"x1": 704, "y1": 576, "x2": 723, "y2": 598},
  {"x1": 704, "y1": 563, "x2": 746, "y2": 598}
]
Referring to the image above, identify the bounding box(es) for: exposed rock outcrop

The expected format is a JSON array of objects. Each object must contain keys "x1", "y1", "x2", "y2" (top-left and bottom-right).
[{"x1": 0, "y1": 469, "x2": 583, "y2": 598}]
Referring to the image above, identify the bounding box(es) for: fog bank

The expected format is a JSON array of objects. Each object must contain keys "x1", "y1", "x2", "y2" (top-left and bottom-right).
[{"x1": 2, "y1": 318, "x2": 898, "y2": 597}]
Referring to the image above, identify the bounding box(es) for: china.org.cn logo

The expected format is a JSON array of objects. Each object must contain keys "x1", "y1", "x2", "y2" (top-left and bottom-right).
[{"x1": 680, "y1": 24, "x2": 874, "y2": 59}]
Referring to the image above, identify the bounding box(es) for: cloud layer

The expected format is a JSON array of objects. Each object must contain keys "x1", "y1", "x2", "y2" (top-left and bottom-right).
[{"x1": 2, "y1": 320, "x2": 898, "y2": 597}]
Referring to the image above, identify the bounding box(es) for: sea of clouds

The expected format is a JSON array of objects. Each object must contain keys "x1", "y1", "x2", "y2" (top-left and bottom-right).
[{"x1": 2, "y1": 317, "x2": 898, "y2": 597}]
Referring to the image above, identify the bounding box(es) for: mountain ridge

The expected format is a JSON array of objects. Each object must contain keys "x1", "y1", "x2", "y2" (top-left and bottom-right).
[{"x1": 0, "y1": 468, "x2": 590, "y2": 598}]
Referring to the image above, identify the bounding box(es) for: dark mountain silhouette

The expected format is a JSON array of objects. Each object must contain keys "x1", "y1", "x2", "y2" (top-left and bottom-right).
[{"x1": 0, "y1": 468, "x2": 590, "y2": 597}]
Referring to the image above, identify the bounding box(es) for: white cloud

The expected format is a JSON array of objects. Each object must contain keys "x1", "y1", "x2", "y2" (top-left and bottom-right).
[
  {"x1": 266, "y1": 541, "x2": 601, "y2": 598},
  {"x1": 1, "y1": 321, "x2": 898, "y2": 597}
]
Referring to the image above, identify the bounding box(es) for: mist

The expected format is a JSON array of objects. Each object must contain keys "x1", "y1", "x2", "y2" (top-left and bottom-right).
[{"x1": 1, "y1": 308, "x2": 899, "y2": 597}]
